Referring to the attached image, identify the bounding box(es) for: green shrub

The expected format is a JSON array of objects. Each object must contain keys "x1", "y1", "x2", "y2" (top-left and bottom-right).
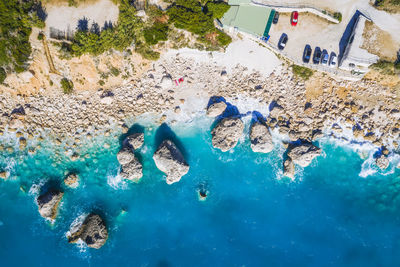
[
  {"x1": 292, "y1": 65, "x2": 314, "y2": 80},
  {"x1": 110, "y1": 67, "x2": 120, "y2": 76},
  {"x1": 217, "y1": 31, "x2": 232, "y2": 47},
  {"x1": 333, "y1": 12, "x2": 342, "y2": 22},
  {"x1": 144, "y1": 22, "x2": 169, "y2": 45},
  {"x1": 60, "y1": 78, "x2": 74, "y2": 94},
  {"x1": 0, "y1": 67, "x2": 6, "y2": 83},
  {"x1": 371, "y1": 60, "x2": 400, "y2": 75},
  {"x1": 206, "y1": 1, "x2": 230, "y2": 19},
  {"x1": 38, "y1": 32, "x2": 44, "y2": 40},
  {"x1": 0, "y1": 0, "x2": 44, "y2": 78}
]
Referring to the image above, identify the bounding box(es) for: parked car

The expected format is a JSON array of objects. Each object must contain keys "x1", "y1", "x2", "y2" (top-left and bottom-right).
[
  {"x1": 278, "y1": 33, "x2": 288, "y2": 50},
  {"x1": 291, "y1": 11, "x2": 298, "y2": 26},
  {"x1": 273, "y1": 11, "x2": 280, "y2": 24},
  {"x1": 303, "y1": 45, "x2": 312, "y2": 63},
  {"x1": 321, "y1": 49, "x2": 329, "y2": 65},
  {"x1": 313, "y1": 47, "x2": 322, "y2": 64},
  {"x1": 329, "y1": 52, "x2": 338, "y2": 67}
]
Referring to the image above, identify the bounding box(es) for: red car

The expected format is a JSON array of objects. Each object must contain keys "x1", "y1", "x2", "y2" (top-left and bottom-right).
[{"x1": 291, "y1": 11, "x2": 298, "y2": 26}]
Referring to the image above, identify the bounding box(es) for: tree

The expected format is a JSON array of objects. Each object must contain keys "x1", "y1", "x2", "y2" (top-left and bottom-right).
[
  {"x1": 60, "y1": 78, "x2": 74, "y2": 94},
  {"x1": 0, "y1": 67, "x2": 6, "y2": 83},
  {"x1": 206, "y1": 1, "x2": 231, "y2": 19}
]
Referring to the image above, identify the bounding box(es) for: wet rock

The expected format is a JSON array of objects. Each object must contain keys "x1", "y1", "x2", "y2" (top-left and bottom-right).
[
  {"x1": 287, "y1": 143, "x2": 322, "y2": 167},
  {"x1": 249, "y1": 122, "x2": 273, "y2": 153},
  {"x1": 37, "y1": 189, "x2": 64, "y2": 220},
  {"x1": 376, "y1": 155, "x2": 389, "y2": 170},
  {"x1": 64, "y1": 173, "x2": 79, "y2": 188},
  {"x1": 120, "y1": 156, "x2": 143, "y2": 181},
  {"x1": 0, "y1": 171, "x2": 8, "y2": 179},
  {"x1": 123, "y1": 133, "x2": 144, "y2": 150},
  {"x1": 68, "y1": 213, "x2": 108, "y2": 249},
  {"x1": 206, "y1": 102, "x2": 227, "y2": 117},
  {"x1": 117, "y1": 147, "x2": 135, "y2": 165},
  {"x1": 283, "y1": 157, "x2": 295, "y2": 180},
  {"x1": 211, "y1": 117, "x2": 244, "y2": 152},
  {"x1": 153, "y1": 140, "x2": 189, "y2": 184}
]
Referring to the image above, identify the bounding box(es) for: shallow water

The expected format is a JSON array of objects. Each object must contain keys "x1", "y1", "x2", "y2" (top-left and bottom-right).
[{"x1": 0, "y1": 118, "x2": 400, "y2": 266}]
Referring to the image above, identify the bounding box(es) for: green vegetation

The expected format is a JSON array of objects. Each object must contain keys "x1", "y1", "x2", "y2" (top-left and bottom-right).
[
  {"x1": 206, "y1": 1, "x2": 230, "y2": 19},
  {"x1": 291, "y1": 65, "x2": 314, "y2": 80},
  {"x1": 0, "y1": 67, "x2": 6, "y2": 83},
  {"x1": 333, "y1": 12, "x2": 342, "y2": 22},
  {"x1": 60, "y1": 78, "x2": 74, "y2": 94},
  {"x1": 167, "y1": 0, "x2": 232, "y2": 48},
  {"x1": 374, "y1": 0, "x2": 400, "y2": 12},
  {"x1": 144, "y1": 22, "x2": 169, "y2": 45},
  {"x1": 371, "y1": 60, "x2": 400, "y2": 75},
  {"x1": 0, "y1": 0, "x2": 45, "y2": 79}
]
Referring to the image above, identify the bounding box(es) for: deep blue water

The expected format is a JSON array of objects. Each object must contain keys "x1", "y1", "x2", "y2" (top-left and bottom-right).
[{"x1": 0, "y1": 118, "x2": 400, "y2": 267}]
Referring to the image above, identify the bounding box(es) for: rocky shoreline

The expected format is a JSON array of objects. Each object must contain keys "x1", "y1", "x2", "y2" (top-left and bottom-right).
[{"x1": 0, "y1": 50, "x2": 399, "y2": 168}]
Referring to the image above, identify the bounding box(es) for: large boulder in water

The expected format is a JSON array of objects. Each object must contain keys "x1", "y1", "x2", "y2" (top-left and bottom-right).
[
  {"x1": 287, "y1": 143, "x2": 321, "y2": 167},
  {"x1": 250, "y1": 122, "x2": 274, "y2": 153},
  {"x1": 283, "y1": 157, "x2": 295, "y2": 180},
  {"x1": 153, "y1": 140, "x2": 189, "y2": 184},
  {"x1": 68, "y1": 213, "x2": 108, "y2": 249},
  {"x1": 37, "y1": 189, "x2": 64, "y2": 220},
  {"x1": 123, "y1": 133, "x2": 144, "y2": 150},
  {"x1": 211, "y1": 117, "x2": 244, "y2": 152},
  {"x1": 120, "y1": 157, "x2": 143, "y2": 181},
  {"x1": 117, "y1": 147, "x2": 135, "y2": 165},
  {"x1": 206, "y1": 102, "x2": 227, "y2": 117}
]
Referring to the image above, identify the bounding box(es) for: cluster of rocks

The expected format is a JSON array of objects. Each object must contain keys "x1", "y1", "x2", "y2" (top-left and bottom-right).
[
  {"x1": 37, "y1": 189, "x2": 64, "y2": 221},
  {"x1": 207, "y1": 100, "x2": 322, "y2": 179},
  {"x1": 117, "y1": 133, "x2": 144, "y2": 181}
]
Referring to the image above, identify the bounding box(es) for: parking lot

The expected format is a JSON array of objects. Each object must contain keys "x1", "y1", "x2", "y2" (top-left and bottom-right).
[{"x1": 268, "y1": 12, "x2": 340, "y2": 67}]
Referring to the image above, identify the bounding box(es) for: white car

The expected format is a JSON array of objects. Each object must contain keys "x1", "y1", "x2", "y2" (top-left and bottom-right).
[{"x1": 329, "y1": 52, "x2": 337, "y2": 68}]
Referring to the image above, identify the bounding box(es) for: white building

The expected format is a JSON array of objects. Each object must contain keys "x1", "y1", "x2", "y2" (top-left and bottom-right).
[{"x1": 339, "y1": 14, "x2": 379, "y2": 74}]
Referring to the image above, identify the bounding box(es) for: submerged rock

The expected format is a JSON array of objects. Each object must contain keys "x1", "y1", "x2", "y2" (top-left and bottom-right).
[
  {"x1": 37, "y1": 189, "x2": 64, "y2": 220},
  {"x1": 250, "y1": 122, "x2": 274, "y2": 153},
  {"x1": 120, "y1": 157, "x2": 143, "y2": 181},
  {"x1": 206, "y1": 102, "x2": 227, "y2": 117},
  {"x1": 68, "y1": 213, "x2": 108, "y2": 249},
  {"x1": 376, "y1": 155, "x2": 389, "y2": 170},
  {"x1": 287, "y1": 143, "x2": 322, "y2": 167},
  {"x1": 123, "y1": 133, "x2": 144, "y2": 150},
  {"x1": 283, "y1": 157, "x2": 295, "y2": 180},
  {"x1": 211, "y1": 117, "x2": 244, "y2": 152},
  {"x1": 153, "y1": 140, "x2": 189, "y2": 184},
  {"x1": 64, "y1": 173, "x2": 79, "y2": 188}
]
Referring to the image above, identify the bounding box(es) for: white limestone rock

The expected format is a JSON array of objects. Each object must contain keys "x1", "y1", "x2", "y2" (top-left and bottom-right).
[
  {"x1": 250, "y1": 122, "x2": 274, "y2": 153},
  {"x1": 211, "y1": 117, "x2": 244, "y2": 152}
]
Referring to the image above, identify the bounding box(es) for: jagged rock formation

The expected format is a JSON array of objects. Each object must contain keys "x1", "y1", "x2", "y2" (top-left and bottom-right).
[
  {"x1": 68, "y1": 213, "x2": 108, "y2": 249},
  {"x1": 287, "y1": 143, "x2": 322, "y2": 167},
  {"x1": 249, "y1": 122, "x2": 274, "y2": 153},
  {"x1": 211, "y1": 117, "x2": 244, "y2": 152},
  {"x1": 123, "y1": 133, "x2": 144, "y2": 150},
  {"x1": 376, "y1": 155, "x2": 389, "y2": 170},
  {"x1": 283, "y1": 157, "x2": 295, "y2": 180},
  {"x1": 206, "y1": 102, "x2": 227, "y2": 117},
  {"x1": 37, "y1": 189, "x2": 64, "y2": 220},
  {"x1": 64, "y1": 173, "x2": 79, "y2": 188},
  {"x1": 153, "y1": 140, "x2": 189, "y2": 184}
]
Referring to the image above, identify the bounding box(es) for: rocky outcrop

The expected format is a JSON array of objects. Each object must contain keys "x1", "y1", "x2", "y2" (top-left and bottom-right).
[
  {"x1": 211, "y1": 117, "x2": 244, "y2": 152},
  {"x1": 37, "y1": 189, "x2": 64, "y2": 220},
  {"x1": 120, "y1": 156, "x2": 143, "y2": 181},
  {"x1": 376, "y1": 155, "x2": 389, "y2": 170},
  {"x1": 287, "y1": 143, "x2": 322, "y2": 167},
  {"x1": 153, "y1": 140, "x2": 189, "y2": 184},
  {"x1": 64, "y1": 173, "x2": 79, "y2": 188},
  {"x1": 283, "y1": 157, "x2": 295, "y2": 180},
  {"x1": 206, "y1": 102, "x2": 227, "y2": 117},
  {"x1": 117, "y1": 147, "x2": 135, "y2": 165},
  {"x1": 123, "y1": 133, "x2": 144, "y2": 150},
  {"x1": 250, "y1": 122, "x2": 274, "y2": 153},
  {"x1": 68, "y1": 213, "x2": 108, "y2": 249}
]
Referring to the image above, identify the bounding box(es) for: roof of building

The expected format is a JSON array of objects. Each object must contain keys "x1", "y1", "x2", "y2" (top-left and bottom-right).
[{"x1": 221, "y1": 3, "x2": 273, "y2": 37}]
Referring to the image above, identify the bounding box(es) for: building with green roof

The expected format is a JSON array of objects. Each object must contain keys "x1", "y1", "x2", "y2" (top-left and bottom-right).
[{"x1": 221, "y1": 0, "x2": 275, "y2": 38}]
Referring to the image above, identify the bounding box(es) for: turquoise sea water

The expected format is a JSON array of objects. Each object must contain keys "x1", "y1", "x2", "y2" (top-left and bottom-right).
[{"x1": 0, "y1": 117, "x2": 400, "y2": 266}]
